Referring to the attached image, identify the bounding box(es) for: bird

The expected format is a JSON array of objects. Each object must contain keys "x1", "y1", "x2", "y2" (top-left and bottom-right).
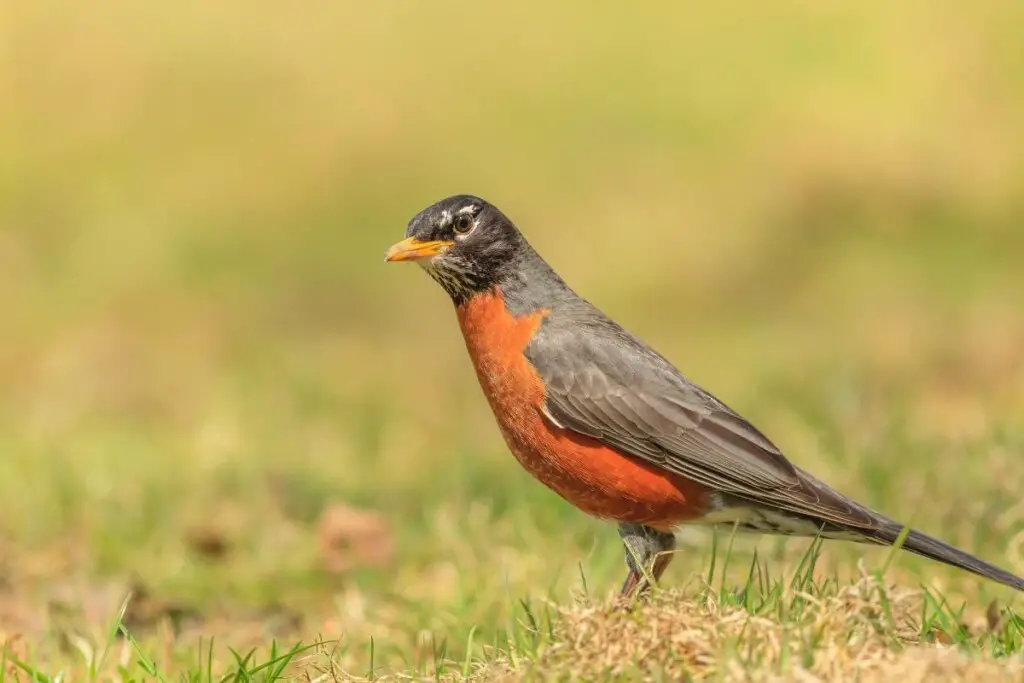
[{"x1": 384, "y1": 194, "x2": 1024, "y2": 597}]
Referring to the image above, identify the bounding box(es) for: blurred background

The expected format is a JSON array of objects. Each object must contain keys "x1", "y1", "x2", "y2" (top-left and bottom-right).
[{"x1": 1, "y1": 0, "x2": 1023, "y2": 670}]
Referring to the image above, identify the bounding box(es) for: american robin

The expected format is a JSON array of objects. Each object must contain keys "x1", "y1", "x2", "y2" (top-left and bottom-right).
[{"x1": 385, "y1": 194, "x2": 1024, "y2": 596}]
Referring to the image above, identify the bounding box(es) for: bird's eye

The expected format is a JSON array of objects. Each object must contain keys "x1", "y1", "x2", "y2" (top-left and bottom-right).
[{"x1": 453, "y1": 214, "x2": 475, "y2": 235}]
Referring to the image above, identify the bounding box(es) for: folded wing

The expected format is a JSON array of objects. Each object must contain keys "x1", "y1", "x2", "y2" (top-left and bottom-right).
[{"x1": 527, "y1": 314, "x2": 880, "y2": 530}]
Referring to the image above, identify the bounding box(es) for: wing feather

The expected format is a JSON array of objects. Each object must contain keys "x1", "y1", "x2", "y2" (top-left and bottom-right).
[{"x1": 527, "y1": 314, "x2": 878, "y2": 530}]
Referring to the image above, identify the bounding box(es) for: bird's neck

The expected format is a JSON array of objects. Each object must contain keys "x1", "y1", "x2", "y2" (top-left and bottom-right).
[{"x1": 486, "y1": 246, "x2": 575, "y2": 318}]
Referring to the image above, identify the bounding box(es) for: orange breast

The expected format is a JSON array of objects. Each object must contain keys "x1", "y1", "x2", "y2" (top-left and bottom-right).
[{"x1": 455, "y1": 289, "x2": 709, "y2": 530}]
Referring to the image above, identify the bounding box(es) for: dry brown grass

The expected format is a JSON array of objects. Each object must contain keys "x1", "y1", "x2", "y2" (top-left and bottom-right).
[{"x1": 472, "y1": 576, "x2": 1023, "y2": 682}]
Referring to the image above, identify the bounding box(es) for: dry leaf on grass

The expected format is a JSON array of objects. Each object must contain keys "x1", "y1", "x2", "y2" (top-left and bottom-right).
[
  {"x1": 316, "y1": 502, "x2": 394, "y2": 574},
  {"x1": 185, "y1": 525, "x2": 231, "y2": 561}
]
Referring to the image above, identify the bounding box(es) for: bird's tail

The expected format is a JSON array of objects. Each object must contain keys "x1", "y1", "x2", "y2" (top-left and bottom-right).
[{"x1": 867, "y1": 522, "x2": 1024, "y2": 592}]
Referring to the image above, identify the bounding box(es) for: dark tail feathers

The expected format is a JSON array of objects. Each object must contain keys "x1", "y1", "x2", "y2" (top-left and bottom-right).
[{"x1": 870, "y1": 522, "x2": 1024, "y2": 592}]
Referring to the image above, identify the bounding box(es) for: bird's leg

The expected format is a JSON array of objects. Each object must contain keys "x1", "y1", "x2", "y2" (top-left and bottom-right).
[{"x1": 617, "y1": 523, "x2": 676, "y2": 602}]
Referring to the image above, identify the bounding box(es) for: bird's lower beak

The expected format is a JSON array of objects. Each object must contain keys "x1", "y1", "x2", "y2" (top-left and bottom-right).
[{"x1": 384, "y1": 238, "x2": 454, "y2": 263}]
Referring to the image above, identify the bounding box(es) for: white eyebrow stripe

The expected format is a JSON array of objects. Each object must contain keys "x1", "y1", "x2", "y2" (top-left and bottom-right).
[
  {"x1": 440, "y1": 209, "x2": 453, "y2": 224},
  {"x1": 456, "y1": 205, "x2": 477, "y2": 215}
]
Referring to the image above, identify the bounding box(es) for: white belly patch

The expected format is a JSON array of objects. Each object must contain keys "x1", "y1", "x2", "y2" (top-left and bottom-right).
[{"x1": 679, "y1": 504, "x2": 867, "y2": 542}]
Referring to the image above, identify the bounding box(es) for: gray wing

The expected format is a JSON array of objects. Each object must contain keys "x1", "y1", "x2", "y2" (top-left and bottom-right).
[{"x1": 526, "y1": 314, "x2": 880, "y2": 530}]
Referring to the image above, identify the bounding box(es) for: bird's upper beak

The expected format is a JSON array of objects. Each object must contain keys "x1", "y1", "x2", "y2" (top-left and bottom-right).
[{"x1": 384, "y1": 237, "x2": 454, "y2": 263}]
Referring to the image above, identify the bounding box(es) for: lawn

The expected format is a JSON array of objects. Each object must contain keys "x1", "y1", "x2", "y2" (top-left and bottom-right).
[{"x1": 1, "y1": 1, "x2": 1023, "y2": 680}]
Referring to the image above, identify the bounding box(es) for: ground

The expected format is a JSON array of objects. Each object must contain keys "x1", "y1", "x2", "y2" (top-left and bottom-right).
[{"x1": 1, "y1": 1, "x2": 1023, "y2": 680}]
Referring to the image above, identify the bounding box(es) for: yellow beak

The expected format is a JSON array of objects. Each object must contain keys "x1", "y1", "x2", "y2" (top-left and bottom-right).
[{"x1": 384, "y1": 238, "x2": 454, "y2": 263}]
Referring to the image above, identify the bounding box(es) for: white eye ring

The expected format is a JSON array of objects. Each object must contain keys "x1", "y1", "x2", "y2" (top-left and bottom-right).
[{"x1": 453, "y1": 214, "x2": 475, "y2": 235}]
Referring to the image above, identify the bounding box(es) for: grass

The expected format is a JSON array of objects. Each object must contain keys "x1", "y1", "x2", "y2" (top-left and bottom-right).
[
  {"x1": 3, "y1": 543, "x2": 1022, "y2": 681},
  {"x1": 2, "y1": 0, "x2": 1024, "y2": 680}
]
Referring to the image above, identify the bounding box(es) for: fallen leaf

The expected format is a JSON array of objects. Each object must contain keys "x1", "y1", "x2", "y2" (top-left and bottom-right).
[
  {"x1": 985, "y1": 599, "x2": 1003, "y2": 633},
  {"x1": 186, "y1": 526, "x2": 231, "y2": 561},
  {"x1": 120, "y1": 581, "x2": 202, "y2": 635},
  {"x1": 316, "y1": 502, "x2": 394, "y2": 574}
]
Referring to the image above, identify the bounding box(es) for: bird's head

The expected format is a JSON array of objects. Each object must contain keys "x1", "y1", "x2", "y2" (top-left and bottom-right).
[{"x1": 384, "y1": 195, "x2": 526, "y2": 303}]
